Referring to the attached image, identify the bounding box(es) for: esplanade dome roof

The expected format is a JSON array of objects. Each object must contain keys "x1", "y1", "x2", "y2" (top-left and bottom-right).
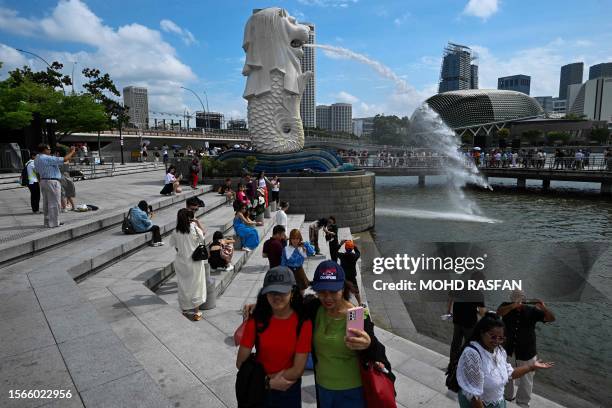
[{"x1": 425, "y1": 89, "x2": 543, "y2": 129}]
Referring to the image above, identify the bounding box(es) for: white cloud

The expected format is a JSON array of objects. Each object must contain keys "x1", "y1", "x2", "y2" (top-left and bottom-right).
[
  {"x1": 297, "y1": 0, "x2": 358, "y2": 8},
  {"x1": 394, "y1": 12, "x2": 411, "y2": 27},
  {"x1": 0, "y1": 0, "x2": 197, "y2": 115},
  {"x1": 335, "y1": 91, "x2": 359, "y2": 104},
  {"x1": 463, "y1": 0, "x2": 499, "y2": 20},
  {"x1": 471, "y1": 37, "x2": 612, "y2": 97},
  {"x1": 160, "y1": 19, "x2": 197, "y2": 46}
]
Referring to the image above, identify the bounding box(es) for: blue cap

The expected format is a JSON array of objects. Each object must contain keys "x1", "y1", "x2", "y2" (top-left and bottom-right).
[{"x1": 312, "y1": 260, "x2": 345, "y2": 292}]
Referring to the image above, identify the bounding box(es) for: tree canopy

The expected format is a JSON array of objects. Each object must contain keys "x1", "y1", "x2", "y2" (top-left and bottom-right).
[{"x1": 371, "y1": 114, "x2": 410, "y2": 146}]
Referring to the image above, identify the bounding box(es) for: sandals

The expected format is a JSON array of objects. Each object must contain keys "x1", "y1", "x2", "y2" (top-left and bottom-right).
[{"x1": 182, "y1": 311, "x2": 203, "y2": 321}]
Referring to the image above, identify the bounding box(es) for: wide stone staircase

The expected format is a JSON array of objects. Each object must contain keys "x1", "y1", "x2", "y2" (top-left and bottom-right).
[{"x1": 0, "y1": 183, "x2": 569, "y2": 408}]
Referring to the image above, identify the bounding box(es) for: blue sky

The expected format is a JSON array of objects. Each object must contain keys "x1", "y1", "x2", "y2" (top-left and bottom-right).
[{"x1": 1, "y1": 0, "x2": 611, "y2": 122}]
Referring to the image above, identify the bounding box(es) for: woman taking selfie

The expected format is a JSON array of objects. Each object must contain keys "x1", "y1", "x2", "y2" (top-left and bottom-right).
[
  {"x1": 170, "y1": 208, "x2": 206, "y2": 321},
  {"x1": 236, "y1": 266, "x2": 312, "y2": 408},
  {"x1": 456, "y1": 312, "x2": 553, "y2": 408}
]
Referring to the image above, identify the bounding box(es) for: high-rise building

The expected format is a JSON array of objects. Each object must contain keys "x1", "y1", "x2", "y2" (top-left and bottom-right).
[
  {"x1": 497, "y1": 75, "x2": 531, "y2": 95},
  {"x1": 331, "y1": 103, "x2": 352, "y2": 133},
  {"x1": 316, "y1": 105, "x2": 331, "y2": 130},
  {"x1": 352, "y1": 117, "x2": 375, "y2": 137},
  {"x1": 553, "y1": 99, "x2": 567, "y2": 115},
  {"x1": 568, "y1": 77, "x2": 612, "y2": 122},
  {"x1": 438, "y1": 43, "x2": 478, "y2": 93},
  {"x1": 227, "y1": 119, "x2": 247, "y2": 130},
  {"x1": 534, "y1": 96, "x2": 553, "y2": 113},
  {"x1": 195, "y1": 112, "x2": 223, "y2": 130},
  {"x1": 558, "y1": 62, "x2": 583, "y2": 100},
  {"x1": 123, "y1": 86, "x2": 149, "y2": 128},
  {"x1": 299, "y1": 22, "x2": 316, "y2": 129},
  {"x1": 470, "y1": 64, "x2": 479, "y2": 90},
  {"x1": 589, "y1": 62, "x2": 612, "y2": 80}
]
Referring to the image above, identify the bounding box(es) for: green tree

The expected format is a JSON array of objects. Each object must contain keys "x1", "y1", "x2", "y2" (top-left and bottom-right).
[
  {"x1": 521, "y1": 130, "x2": 542, "y2": 145},
  {"x1": 497, "y1": 128, "x2": 510, "y2": 139},
  {"x1": 564, "y1": 113, "x2": 586, "y2": 121},
  {"x1": 589, "y1": 127, "x2": 610, "y2": 145},
  {"x1": 372, "y1": 114, "x2": 410, "y2": 146},
  {"x1": 545, "y1": 131, "x2": 571, "y2": 145},
  {"x1": 81, "y1": 67, "x2": 128, "y2": 127},
  {"x1": 8, "y1": 61, "x2": 72, "y2": 90}
]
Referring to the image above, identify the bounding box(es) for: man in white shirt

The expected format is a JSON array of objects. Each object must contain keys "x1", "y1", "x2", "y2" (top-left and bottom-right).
[{"x1": 275, "y1": 201, "x2": 289, "y2": 232}]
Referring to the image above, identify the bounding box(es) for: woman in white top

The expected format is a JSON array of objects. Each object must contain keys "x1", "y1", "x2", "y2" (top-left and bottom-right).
[
  {"x1": 256, "y1": 171, "x2": 270, "y2": 206},
  {"x1": 269, "y1": 175, "x2": 280, "y2": 206},
  {"x1": 161, "y1": 165, "x2": 182, "y2": 195},
  {"x1": 457, "y1": 313, "x2": 553, "y2": 408},
  {"x1": 170, "y1": 209, "x2": 207, "y2": 321},
  {"x1": 275, "y1": 201, "x2": 289, "y2": 232}
]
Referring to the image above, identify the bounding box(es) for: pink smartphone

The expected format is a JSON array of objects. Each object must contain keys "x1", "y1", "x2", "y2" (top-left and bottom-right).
[{"x1": 346, "y1": 307, "x2": 364, "y2": 337}]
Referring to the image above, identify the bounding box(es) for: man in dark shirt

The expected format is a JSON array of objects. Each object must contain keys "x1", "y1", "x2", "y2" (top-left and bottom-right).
[
  {"x1": 262, "y1": 225, "x2": 286, "y2": 268},
  {"x1": 446, "y1": 288, "x2": 486, "y2": 371},
  {"x1": 337, "y1": 240, "x2": 361, "y2": 304},
  {"x1": 326, "y1": 216, "x2": 340, "y2": 263},
  {"x1": 498, "y1": 290, "x2": 555, "y2": 407}
]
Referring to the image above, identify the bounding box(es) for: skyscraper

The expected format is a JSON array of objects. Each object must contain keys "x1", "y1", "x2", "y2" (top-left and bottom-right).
[
  {"x1": 498, "y1": 75, "x2": 531, "y2": 95},
  {"x1": 438, "y1": 43, "x2": 478, "y2": 93},
  {"x1": 558, "y1": 62, "x2": 583, "y2": 100},
  {"x1": 331, "y1": 103, "x2": 352, "y2": 133},
  {"x1": 123, "y1": 86, "x2": 149, "y2": 128},
  {"x1": 316, "y1": 105, "x2": 331, "y2": 130},
  {"x1": 300, "y1": 22, "x2": 316, "y2": 129},
  {"x1": 589, "y1": 62, "x2": 612, "y2": 80}
]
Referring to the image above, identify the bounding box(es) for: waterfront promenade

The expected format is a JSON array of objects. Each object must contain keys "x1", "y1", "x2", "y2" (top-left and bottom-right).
[{"x1": 0, "y1": 172, "x2": 571, "y2": 407}]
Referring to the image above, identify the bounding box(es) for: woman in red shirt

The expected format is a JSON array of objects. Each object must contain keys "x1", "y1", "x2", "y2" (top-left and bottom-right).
[{"x1": 236, "y1": 266, "x2": 312, "y2": 407}]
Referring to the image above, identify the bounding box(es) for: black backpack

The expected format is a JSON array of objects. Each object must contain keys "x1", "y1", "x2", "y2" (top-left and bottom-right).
[
  {"x1": 445, "y1": 344, "x2": 480, "y2": 393},
  {"x1": 20, "y1": 162, "x2": 31, "y2": 186},
  {"x1": 235, "y1": 318, "x2": 305, "y2": 408},
  {"x1": 121, "y1": 209, "x2": 135, "y2": 234}
]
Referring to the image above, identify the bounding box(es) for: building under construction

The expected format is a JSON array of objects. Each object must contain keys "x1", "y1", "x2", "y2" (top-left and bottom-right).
[{"x1": 438, "y1": 42, "x2": 479, "y2": 93}]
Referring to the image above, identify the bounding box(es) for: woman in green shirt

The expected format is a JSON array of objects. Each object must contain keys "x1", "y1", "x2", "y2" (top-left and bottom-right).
[{"x1": 305, "y1": 260, "x2": 395, "y2": 408}]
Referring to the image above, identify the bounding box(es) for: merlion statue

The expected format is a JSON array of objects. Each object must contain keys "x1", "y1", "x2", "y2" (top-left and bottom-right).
[{"x1": 242, "y1": 8, "x2": 312, "y2": 153}]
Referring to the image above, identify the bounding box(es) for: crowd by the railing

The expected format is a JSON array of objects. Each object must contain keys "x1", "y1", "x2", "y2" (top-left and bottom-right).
[
  {"x1": 99, "y1": 127, "x2": 251, "y2": 140},
  {"x1": 336, "y1": 148, "x2": 612, "y2": 172}
]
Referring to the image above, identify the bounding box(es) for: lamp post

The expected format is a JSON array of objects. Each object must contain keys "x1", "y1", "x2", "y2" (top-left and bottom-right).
[
  {"x1": 71, "y1": 61, "x2": 78, "y2": 94},
  {"x1": 202, "y1": 90, "x2": 210, "y2": 129},
  {"x1": 45, "y1": 118, "x2": 57, "y2": 148},
  {"x1": 16, "y1": 48, "x2": 66, "y2": 95},
  {"x1": 180, "y1": 86, "x2": 206, "y2": 133}
]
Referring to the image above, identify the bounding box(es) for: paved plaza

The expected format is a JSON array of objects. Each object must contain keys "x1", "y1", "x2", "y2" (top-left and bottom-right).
[{"x1": 0, "y1": 171, "x2": 569, "y2": 408}]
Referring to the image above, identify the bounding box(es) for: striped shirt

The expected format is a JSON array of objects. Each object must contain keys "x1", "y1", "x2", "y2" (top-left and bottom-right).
[{"x1": 34, "y1": 154, "x2": 65, "y2": 179}]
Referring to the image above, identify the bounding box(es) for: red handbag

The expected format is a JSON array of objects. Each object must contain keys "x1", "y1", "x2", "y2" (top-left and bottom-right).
[
  {"x1": 359, "y1": 361, "x2": 397, "y2": 408},
  {"x1": 233, "y1": 320, "x2": 248, "y2": 346}
]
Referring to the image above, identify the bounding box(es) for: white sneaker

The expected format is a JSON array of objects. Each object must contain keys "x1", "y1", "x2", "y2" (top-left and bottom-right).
[
  {"x1": 225, "y1": 264, "x2": 234, "y2": 271},
  {"x1": 152, "y1": 241, "x2": 164, "y2": 247}
]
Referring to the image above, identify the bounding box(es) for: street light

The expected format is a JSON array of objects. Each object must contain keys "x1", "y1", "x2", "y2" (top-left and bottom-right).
[
  {"x1": 71, "y1": 61, "x2": 78, "y2": 94},
  {"x1": 202, "y1": 90, "x2": 210, "y2": 129},
  {"x1": 45, "y1": 118, "x2": 58, "y2": 148},
  {"x1": 180, "y1": 86, "x2": 206, "y2": 132},
  {"x1": 16, "y1": 48, "x2": 66, "y2": 95}
]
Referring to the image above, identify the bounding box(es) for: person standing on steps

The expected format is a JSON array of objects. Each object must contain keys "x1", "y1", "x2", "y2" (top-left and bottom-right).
[
  {"x1": 25, "y1": 152, "x2": 40, "y2": 213},
  {"x1": 497, "y1": 290, "x2": 555, "y2": 408},
  {"x1": 308, "y1": 218, "x2": 329, "y2": 255},
  {"x1": 275, "y1": 201, "x2": 289, "y2": 232},
  {"x1": 34, "y1": 143, "x2": 77, "y2": 227},
  {"x1": 170, "y1": 208, "x2": 207, "y2": 321}
]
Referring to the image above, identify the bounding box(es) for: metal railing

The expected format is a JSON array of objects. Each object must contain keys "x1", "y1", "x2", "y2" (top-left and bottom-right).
[
  {"x1": 66, "y1": 156, "x2": 116, "y2": 180},
  {"x1": 98, "y1": 128, "x2": 250, "y2": 140}
]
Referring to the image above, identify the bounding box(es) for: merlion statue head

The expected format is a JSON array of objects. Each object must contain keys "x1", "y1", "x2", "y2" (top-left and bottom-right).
[{"x1": 242, "y1": 8, "x2": 310, "y2": 98}]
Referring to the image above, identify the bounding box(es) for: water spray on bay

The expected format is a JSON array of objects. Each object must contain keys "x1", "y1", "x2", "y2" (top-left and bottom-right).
[{"x1": 309, "y1": 43, "x2": 493, "y2": 218}]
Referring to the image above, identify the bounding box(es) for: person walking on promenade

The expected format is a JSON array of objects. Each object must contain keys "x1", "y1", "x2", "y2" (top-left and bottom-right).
[
  {"x1": 162, "y1": 144, "x2": 169, "y2": 165},
  {"x1": 236, "y1": 266, "x2": 312, "y2": 408},
  {"x1": 233, "y1": 202, "x2": 262, "y2": 252},
  {"x1": 281, "y1": 229, "x2": 315, "y2": 293},
  {"x1": 170, "y1": 208, "x2": 206, "y2": 321},
  {"x1": 447, "y1": 286, "x2": 487, "y2": 372},
  {"x1": 141, "y1": 143, "x2": 148, "y2": 162},
  {"x1": 25, "y1": 152, "x2": 40, "y2": 213},
  {"x1": 326, "y1": 216, "x2": 340, "y2": 263},
  {"x1": 308, "y1": 218, "x2": 329, "y2": 255},
  {"x1": 275, "y1": 201, "x2": 289, "y2": 232},
  {"x1": 263, "y1": 225, "x2": 286, "y2": 268},
  {"x1": 270, "y1": 176, "x2": 280, "y2": 207},
  {"x1": 456, "y1": 313, "x2": 553, "y2": 408},
  {"x1": 337, "y1": 240, "x2": 362, "y2": 305},
  {"x1": 497, "y1": 290, "x2": 555, "y2": 407},
  {"x1": 160, "y1": 165, "x2": 182, "y2": 195},
  {"x1": 34, "y1": 143, "x2": 76, "y2": 227},
  {"x1": 130, "y1": 200, "x2": 164, "y2": 246},
  {"x1": 190, "y1": 157, "x2": 201, "y2": 189}
]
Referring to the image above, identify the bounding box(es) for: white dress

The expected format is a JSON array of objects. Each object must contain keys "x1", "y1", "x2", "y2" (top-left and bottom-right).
[
  {"x1": 170, "y1": 224, "x2": 207, "y2": 311},
  {"x1": 457, "y1": 341, "x2": 514, "y2": 405}
]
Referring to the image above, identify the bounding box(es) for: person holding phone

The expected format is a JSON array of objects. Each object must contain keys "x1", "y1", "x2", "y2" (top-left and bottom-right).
[
  {"x1": 307, "y1": 260, "x2": 394, "y2": 408},
  {"x1": 236, "y1": 266, "x2": 312, "y2": 407},
  {"x1": 281, "y1": 229, "x2": 315, "y2": 293},
  {"x1": 160, "y1": 165, "x2": 182, "y2": 195}
]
